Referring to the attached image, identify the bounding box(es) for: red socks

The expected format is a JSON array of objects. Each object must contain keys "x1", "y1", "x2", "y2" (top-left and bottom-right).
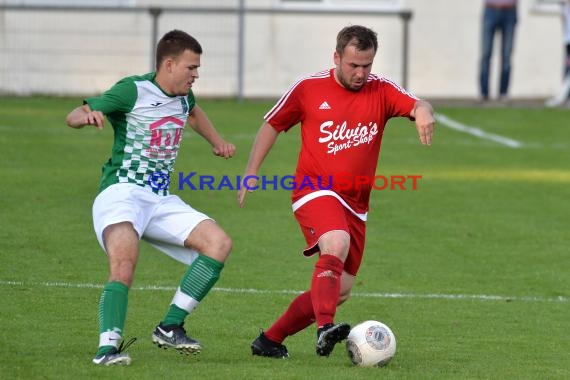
[
  {"x1": 310, "y1": 254, "x2": 344, "y2": 328},
  {"x1": 265, "y1": 291, "x2": 315, "y2": 343},
  {"x1": 264, "y1": 254, "x2": 344, "y2": 342}
]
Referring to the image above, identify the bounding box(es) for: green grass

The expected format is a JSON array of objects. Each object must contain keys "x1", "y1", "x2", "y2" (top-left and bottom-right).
[{"x1": 0, "y1": 97, "x2": 569, "y2": 379}]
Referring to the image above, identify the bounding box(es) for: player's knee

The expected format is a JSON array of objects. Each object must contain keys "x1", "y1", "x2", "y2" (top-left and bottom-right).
[
  {"x1": 206, "y1": 232, "x2": 232, "y2": 262},
  {"x1": 320, "y1": 231, "x2": 350, "y2": 258},
  {"x1": 218, "y1": 233, "x2": 232, "y2": 256}
]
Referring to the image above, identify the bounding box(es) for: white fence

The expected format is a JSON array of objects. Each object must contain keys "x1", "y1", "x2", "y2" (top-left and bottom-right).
[{"x1": 0, "y1": 0, "x2": 565, "y2": 99}]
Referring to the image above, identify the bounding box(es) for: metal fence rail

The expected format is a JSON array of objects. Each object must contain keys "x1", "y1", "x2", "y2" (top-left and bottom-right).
[{"x1": 0, "y1": 3, "x2": 412, "y2": 98}]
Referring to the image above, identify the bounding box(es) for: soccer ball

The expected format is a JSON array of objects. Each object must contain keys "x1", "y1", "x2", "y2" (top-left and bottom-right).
[{"x1": 346, "y1": 320, "x2": 397, "y2": 367}]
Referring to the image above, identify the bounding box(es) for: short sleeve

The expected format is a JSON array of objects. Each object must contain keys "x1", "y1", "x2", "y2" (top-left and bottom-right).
[
  {"x1": 85, "y1": 77, "x2": 137, "y2": 115},
  {"x1": 264, "y1": 83, "x2": 305, "y2": 132},
  {"x1": 381, "y1": 79, "x2": 418, "y2": 120}
]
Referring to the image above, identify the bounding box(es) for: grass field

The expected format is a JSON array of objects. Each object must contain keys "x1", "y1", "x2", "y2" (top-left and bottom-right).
[{"x1": 0, "y1": 96, "x2": 568, "y2": 379}]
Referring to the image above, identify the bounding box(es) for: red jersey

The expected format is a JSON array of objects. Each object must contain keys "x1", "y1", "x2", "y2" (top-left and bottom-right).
[{"x1": 265, "y1": 68, "x2": 417, "y2": 215}]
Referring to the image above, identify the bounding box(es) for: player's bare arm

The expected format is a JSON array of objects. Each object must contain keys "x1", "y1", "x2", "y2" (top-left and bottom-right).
[
  {"x1": 238, "y1": 122, "x2": 279, "y2": 208},
  {"x1": 66, "y1": 104, "x2": 104, "y2": 130},
  {"x1": 410, "y1": 100, "x2": 435, "y2": 146},
  {"x1": 188, "y1": 104, "x2": 236, "y2": 159}
]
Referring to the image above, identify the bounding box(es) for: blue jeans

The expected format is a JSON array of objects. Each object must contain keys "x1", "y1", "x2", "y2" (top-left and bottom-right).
[{"x1": 479, "y1": 6, "x2": 518, "y2": 98}]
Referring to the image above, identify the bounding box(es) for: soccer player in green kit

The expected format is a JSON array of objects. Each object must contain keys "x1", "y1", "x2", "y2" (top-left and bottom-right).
[{"x1": 66, "y1": 30, "x2": 235, "y2": 366}]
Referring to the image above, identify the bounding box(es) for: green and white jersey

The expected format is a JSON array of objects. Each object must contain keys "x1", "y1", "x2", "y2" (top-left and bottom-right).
[{"x1": 86, "y1": 72, "x2": 194, "y2": 195}]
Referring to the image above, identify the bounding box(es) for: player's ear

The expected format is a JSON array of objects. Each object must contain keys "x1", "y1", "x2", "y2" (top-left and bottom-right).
[
  {"x1": 162, "y1": 57, "x2": 173, "y2": 73},
  {"x1": 333, "y1": 51, "x2": 341, "y2": 66}
]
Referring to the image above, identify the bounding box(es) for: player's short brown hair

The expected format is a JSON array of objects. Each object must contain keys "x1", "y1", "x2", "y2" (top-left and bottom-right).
[
  {"x1": 336, "y1": 25, "x2": 378, "y2": 56},
  {"x1": 156, "y1": 30, "x2": 202, "y2": 69}
]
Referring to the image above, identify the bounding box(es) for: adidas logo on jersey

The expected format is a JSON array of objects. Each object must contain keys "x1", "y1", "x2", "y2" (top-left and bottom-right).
[{"x1": 319, "y1": 101, "x2": 331, "y2": 110}]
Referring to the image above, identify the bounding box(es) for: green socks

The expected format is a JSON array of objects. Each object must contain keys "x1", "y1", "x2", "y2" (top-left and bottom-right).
[
  {"x1": 94, "y1": 256, "x2": 224, "y2": 356},
  {"x1": 162, "y1": 255, "x2": 224, "y2": 326},
  {"x1": 96, "y1": 281, "x2": 129, "y2": 356}
]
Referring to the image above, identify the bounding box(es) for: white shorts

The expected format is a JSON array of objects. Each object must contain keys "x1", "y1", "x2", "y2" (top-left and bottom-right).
[{"x1": 92, "y1": 183, "x2": 212, "y2": 265}]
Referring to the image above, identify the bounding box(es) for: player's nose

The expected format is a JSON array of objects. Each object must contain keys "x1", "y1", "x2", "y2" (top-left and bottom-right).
[{"x1": 354, "y1": 67, "x2": 365, "y2": 78}]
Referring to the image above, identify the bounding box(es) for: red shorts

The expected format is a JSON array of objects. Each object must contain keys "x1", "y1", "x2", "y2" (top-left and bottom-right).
[{"x1": 293, "y1": 196, "x2": 366, "y2": 276}]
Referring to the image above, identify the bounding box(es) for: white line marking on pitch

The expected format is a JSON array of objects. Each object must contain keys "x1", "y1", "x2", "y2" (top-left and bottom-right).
[
  {"x1": 435, "y1": 113, "x2": 524, "y2": 148},
  {"x1": 1, "y1": 280, "x2": 566, "y2": 303}
]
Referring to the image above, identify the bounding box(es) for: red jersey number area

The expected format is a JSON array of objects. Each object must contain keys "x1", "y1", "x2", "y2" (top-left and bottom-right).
[{"x1": 265, "y1": 69, "x2": 417, "y2": 214}]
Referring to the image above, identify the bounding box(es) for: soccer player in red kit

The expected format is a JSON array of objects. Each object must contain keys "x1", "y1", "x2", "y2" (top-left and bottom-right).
[{"x1": 238, "y1": 25, "x2": 435, "y2": 358}]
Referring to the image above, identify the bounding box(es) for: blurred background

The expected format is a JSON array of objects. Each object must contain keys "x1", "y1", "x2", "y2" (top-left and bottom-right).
[{"x1": 0, "y1": 0, "x2": 566, "y2": 100}]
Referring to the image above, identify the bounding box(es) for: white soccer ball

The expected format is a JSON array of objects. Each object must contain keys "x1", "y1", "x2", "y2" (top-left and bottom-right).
[{"x1": 346, "y1": 320, "x2": 397, "y2": 367}]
